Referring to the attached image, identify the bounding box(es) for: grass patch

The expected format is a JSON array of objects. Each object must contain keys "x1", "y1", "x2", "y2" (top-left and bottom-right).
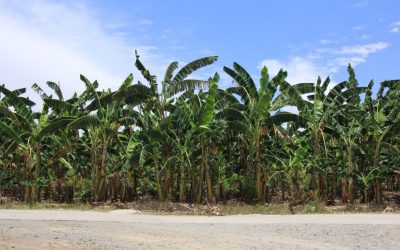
[
  {"x1": 2, "y1": 199, "x2": 396, "y2": 215},
  {"x1": 0, "y1": 201, "x2": 112, "y2": 212},
  {"x1": 220, "y1": 203, "x2": 291, "y2": 215},
  {"x1": 295, "y1": 200, "x2": 328, "y2": 214}
]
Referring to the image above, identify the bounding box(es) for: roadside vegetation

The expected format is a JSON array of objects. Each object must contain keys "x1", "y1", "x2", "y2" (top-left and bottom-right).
[{"x1": 0, "y1": 53, "x2": 399, "y2": 211}]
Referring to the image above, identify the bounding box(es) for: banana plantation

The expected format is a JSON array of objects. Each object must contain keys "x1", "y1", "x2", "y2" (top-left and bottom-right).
[{"x1": 0, "y1": 54, "x2": 399, "y2": 205}]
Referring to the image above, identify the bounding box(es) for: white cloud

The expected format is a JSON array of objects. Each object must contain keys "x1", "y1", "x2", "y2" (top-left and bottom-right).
[
  {"x1": 258, "y1": 57, "x2": 331, "y2": 84},
  {"x1": 258, "y1": 42, "x2": 388, "y2": 88},
  {"x1": 258, "y1": 57, "x2": 333, "y2": 114},
  {"x1": 334, "y1": 57, "x2": 366, "y2": 67},
  {"x1": 0, "y1": 0, "x2": 168, "y2": 104},
  {"x1": 258, "y1": 59, "x2": 285, "y2": 77},
  {"x1": 336, "y1": 42, "x2": 389, "y2": 66},
  {"x1": 352, "y1": 25, "x2": 364, "y2": 30},
  {"x1": 199, "y1": 48, "x2": 216, "y2": 55},
  {"x1": 320, "y1": 39, "x2": 333, "y2": 44},
  {"x1": 352, "y1": 1, "x2": 368, "y2": 8},
  {"x1": 390, "y1": 21, "x2": 400, "y2": 33},
  {"x1": 360, "y1": 35, "x2": 371, "y2": 40},
  {"x1": 138, "y1": 19, "x2": 153, "y2": 26},
  {"x1": 338, "y1": 42, "x2": 389, "y2": 56}
]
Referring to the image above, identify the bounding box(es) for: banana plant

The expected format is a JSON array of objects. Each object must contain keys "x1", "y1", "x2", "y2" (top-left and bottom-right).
[
  {"x1": 193, "y1": 73, "x2": 219, "y2": 203},
  {"x1": 223, "y1": 63, "x2": 300, "y2": 202},
  {"x1": 0, "y1": 85, "x2": 55, "y2": 203},
  {"x1": 360, "y1": 79, "x2": 400, "y2": 203},
  {"x1": 356, "y1": 168, "x2": 381, "y2": 203},
  {"x1": 331, "y1": 117, "x2": 364, "y2": 203},
  {"x1": 134, "y1": 51, "x2": 218, "y2": 120},
  {"x1": 39, "y1": 74, "x2": 152, "y2": 201},
  {"x1": 123, "y1": 53, "x2": 218, "y2": 201},
  {"x1": 267, "y1": 140, "x2": 312, "y2": 202},
  {"x1": 278, "y1": 65, "x2": 367, "y2": 198}
]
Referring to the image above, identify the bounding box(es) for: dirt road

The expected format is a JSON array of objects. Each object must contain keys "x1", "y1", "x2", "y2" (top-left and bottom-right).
[{"x1": 0, "y1": 209, "x2": 399, "y2": 249}]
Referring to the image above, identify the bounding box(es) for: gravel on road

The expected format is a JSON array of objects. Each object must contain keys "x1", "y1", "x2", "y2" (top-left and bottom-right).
[{"x1": 0, "y1": 209, "x2": 399, "y2": 249}]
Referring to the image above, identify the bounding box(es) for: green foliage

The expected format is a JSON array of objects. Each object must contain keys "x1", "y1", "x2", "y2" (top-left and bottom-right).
[
  {"x1": 0, "y1": 54, "x2": 399, "y2": 206},
  {"x1": 75, "y1": 179, "x2": 93, "y2": 203},
  {"x1": 242, "y1": 176, "x2": 257, "y2": 203}
]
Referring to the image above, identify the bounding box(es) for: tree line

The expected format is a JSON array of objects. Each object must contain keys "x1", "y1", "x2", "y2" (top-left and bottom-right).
[{"x1": 0, "y1": 53, "x2": 399, "y2": 205}]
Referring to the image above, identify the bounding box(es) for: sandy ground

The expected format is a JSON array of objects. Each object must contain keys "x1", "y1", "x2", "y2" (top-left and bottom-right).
[{"x1": 0, "y1": 210, "x2": 399, "y2": 249}]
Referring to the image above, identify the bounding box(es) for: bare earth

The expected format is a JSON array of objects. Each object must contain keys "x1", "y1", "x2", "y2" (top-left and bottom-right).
[{"x1": 0, "y1": 209, "x2": 399, "y2": 250}]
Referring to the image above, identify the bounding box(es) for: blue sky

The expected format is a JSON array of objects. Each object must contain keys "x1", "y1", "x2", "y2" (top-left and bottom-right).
[{"x1": 0, "y1": 0, "x2": 399, "y2": 102}]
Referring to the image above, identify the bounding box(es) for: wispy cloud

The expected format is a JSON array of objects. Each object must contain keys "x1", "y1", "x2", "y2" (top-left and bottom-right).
[
  {"x1": 258, "y1": 42, "x2": 389, "y2": 85},
  {"x1": 0, "y1": 0, "x2": 168, "y2": 104},
  {"x1": 352, "y1": 25, "x2": 364, "y2": 30},
  {"x1": 334, "y1": 42, "x2": 388, "y2": 67},
  {"x1": 138, "y1": 19, "x2": 153, "y2": 26},
  {"x1": 258, "y1": 57, "x2": 330, "y2": 84},
  {"x1": 338, "y1": 42, "x2": 388, "y2": 57},
  {"x1": 352, "y1": 1, "x2": 369, "y2": 8},
  {"x1": 199, "y1": 48, "x2": 216, "y2": 55},
  {"x1": 320, "y1": 39, "x2": 333, "y2": 44},
  {"x1": 258, "y1": 57, "x2": 332, "y2": 113},
  {"x1": 390, "y1": 20, "x2": 400, "y2": 33},
  {"x1": 360, "y1": 35, "x2": 371, "y2": 40}
]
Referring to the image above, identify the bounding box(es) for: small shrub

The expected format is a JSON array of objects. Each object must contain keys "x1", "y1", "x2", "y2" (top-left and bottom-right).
[
  {"x1": 242, "y1": 176, "x2": 257, "y2": 203},
  {"x1": 76, "y1": 179, "x2": 93, "y2": 203}
]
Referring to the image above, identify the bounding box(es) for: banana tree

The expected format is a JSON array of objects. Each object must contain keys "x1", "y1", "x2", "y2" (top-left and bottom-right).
[
  {"x1": 223, "y1": 63, "x2": 300, "y2": 202},
  {"x1": 356, "y1": 168, "x2": 381, "y2": 203},
  {"x1": 134, "y1": 51, "x2": 218, "y2": 120},
  {"x1": 331, "y1": 117, "x2": 364, "y2": 202},
  {"x1": 125, "y1": 53, "x2": 218, "y2": 201},
  {"x1": 0, "y1": 85, "x2": 55, "y2": 203},
  {"x1": 268, "y1": 140, "x2": 312, "y2": 203},
  {"x1": 278, "y1": 65, "x2": 367, "y2": 199},
  {"x1": 165, "y1": 92, "x2": 196, "y2": 202},
  {"x1": 40, "y1": 73, "x2": 152, "y2": 201},
  {"x1": 360, "y1": 79, "x2": 400, "y2": 203},
  {"x1": 192, "y1": 73, "x2": 219, "y2": 203}
]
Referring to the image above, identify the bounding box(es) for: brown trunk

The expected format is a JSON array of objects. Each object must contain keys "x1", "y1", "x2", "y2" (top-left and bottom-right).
[
  {"x1": 348, "y1": 178, "x2": 354, "y2": 203},
  {"x1": 332, "y1": 169, "x2": 337, "y2": 200},
  {"x1": 348, "y1": 145, "x2": 354, "y2": 203},
  {"x1": 24, "y1": 156, "x2": 33, "y2": 204},
  {"x1": 190, "y1": 168, "x2": 196, "y2": 203},
  {"x1": 132, "y1": 174, "x2": 137, "y2": 199},
  {"x1": 97, "y1": 138, "x2": 109, "y2": 202},
  {"x1": 374, "y1": 181, "x2": 382, "y2": 203},
  {"x1": 179, "y1": 164, "x2": 185, "y2": 202},
  {"x1": 341, "y1": 178, "x2": 349, "y2": 203},
  {"x1": 196, "y1": 166, "x2": 204, "y2": 203},
  {"x1": 373, "y1": 143, "x2": 382, "y2": 204},
  {"x1": 203, "y1": 142, "x2": 213, "y2": 203},
  {"x1": 264, "y1": 184, "x2": 269, "y2": 202},
  {"x1": 313, "y1": 133, "x2": 322, "y2": 198},
  {"x1": 91, "y1": 140, "x2": 100, "y2": 201},
  {"x1": 256, "y1": 133, "x2": 264, "y2": 202},
  {"x1": 32, "y1": 146, "x2": 41, "y2": 202},
  {"x1": 288, "y1": 181, "x2": 296, "y2": 202},
  {"x1": 155, "y1": 159, "x2": 164, "y2": 201},
  {"x1": 163, "y1": 169, "x2": 173, "y2": 200},
  {"x1": 111, "y1": 172, "x2": 119, "y2": 201},
  {"x1": 318, "y1": 173, "x2": 325, "y2": 199}
]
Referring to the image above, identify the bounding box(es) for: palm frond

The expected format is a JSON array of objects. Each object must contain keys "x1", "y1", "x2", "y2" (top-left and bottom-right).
[
  {"x1": 46, "y1": 81, "x2": 64, "y2": 100},
  {"x1": 171, "y1": 56, "x2": 218, "y2": 86}
]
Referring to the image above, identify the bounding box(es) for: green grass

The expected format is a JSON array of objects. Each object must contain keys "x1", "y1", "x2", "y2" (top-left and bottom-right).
[
  {"x1": 2, "y1": 199, "x2": 393, "y2": 215},
  {"x1": 0, "y1": 201, "x2": 112, "y2": 211}
]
